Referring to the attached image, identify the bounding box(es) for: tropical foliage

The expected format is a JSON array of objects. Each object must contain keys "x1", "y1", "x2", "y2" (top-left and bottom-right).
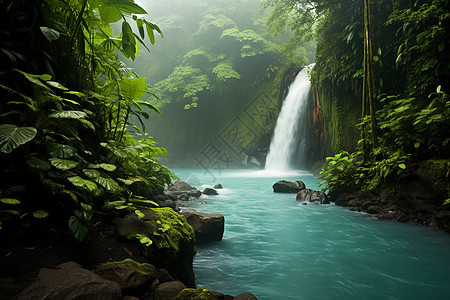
[
  {"x1": 130, "y1": 0, "x2": 312, "y2": 110},
  {"x1": 0, "y1": 0, "x2": 175, "y2": 240},
  {"x1": 264, "y1": 0, "x2": 449, "y2": 199}
]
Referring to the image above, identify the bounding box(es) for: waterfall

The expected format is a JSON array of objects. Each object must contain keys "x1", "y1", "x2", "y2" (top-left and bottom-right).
[{"x1": 265, "y1": 65, "x2": 313, "y2": 171}]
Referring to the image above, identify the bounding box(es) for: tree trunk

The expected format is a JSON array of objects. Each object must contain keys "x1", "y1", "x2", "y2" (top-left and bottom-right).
[{"x1": 363, "y1": 0, "x2": 378, "y2": 148}]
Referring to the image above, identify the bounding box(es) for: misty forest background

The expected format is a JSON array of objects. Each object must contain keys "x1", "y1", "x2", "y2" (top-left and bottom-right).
[{"x1": 0, "y1": 0, "x2": 449, "y2": 242}]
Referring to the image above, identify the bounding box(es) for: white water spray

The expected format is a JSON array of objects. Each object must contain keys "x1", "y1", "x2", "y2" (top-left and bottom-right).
[{"x1": 265, "y1": 65, "x2": 313, "y2": 171}]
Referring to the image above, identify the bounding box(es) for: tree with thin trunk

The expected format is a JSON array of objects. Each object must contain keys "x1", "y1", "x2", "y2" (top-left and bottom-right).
[{"x1": 363, "y1": 0, "x2": 378, "y2": 149}]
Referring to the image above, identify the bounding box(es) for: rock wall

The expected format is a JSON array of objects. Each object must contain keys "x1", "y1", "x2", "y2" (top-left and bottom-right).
[{"x1": 305, "y1": 86, "x2": 361, "y2": 169}]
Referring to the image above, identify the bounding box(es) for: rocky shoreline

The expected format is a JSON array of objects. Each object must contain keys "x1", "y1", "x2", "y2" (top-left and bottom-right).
[
  {"x1": 329, "y1": 177, "x2": 450, "y2": 233},
  {"x1": 272, "y1": 176, "x2": 450, "y2": 233},
  {"x1": 0, "y1": 180, "x2": 256, "y2": 300},
  {"x1": 2, "y1": 173, "x2": 448, "y2": 299}
]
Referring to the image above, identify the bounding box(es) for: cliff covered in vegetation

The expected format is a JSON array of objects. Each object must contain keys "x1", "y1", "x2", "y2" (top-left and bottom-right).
[{"x1": 265, "y1": 0, "x2": 450, "y2": 229}]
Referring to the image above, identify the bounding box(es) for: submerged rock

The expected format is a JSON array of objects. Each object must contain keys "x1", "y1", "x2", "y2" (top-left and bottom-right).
[
  {"x1": 296, "y1": 189, "x2": 329, "y2": 204},
  {"x1": 203, "y1": 188, "x2": 219, "y2": 195},
  {"x1": 18, "y1": 262, "x2": 122, "y2": 300},
  {"x1": 181, "y1": 210, "x2": 225, "y2": 244},
  {"x1": 273, "y1": 180, "x2": 306, "y2": 193}
]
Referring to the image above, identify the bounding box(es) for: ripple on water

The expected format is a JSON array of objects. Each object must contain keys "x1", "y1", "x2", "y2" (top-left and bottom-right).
[{"x1": 175, "y1": 169, "x2": 450, "y2": 300}]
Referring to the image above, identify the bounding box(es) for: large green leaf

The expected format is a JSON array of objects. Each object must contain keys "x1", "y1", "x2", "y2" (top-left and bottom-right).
[
  {"x1": 93, "y1": 176, "x2": 122, "y2": 193},
  {"x1": 26, "y1": 156, "x2": 51, "y2": 171},
  {"x1": 33, "y1": 210, "x2": 49, "y2": 219},
  {"x1": 88, "y1": 163, "x2": 117, "y2": 171},
  {"x1": 47, "y1": 81, "x2": 68, "y2": 90},
  {"x1": 67, "y1": 176, "x2": 97, "y2": 192},
  {"x1": 49, "y1": 110, "x2": 87, "y2": 119},
  {"x1": 68, "y1": 176, "x2": 98, "y2": 193},
  {"x1": 0, "y1": 124, "x2": 37, "y2": 153},
  {"x1": 99, "y1": 4, "x2": 122, "y2": 23},
  {"x1": 135, "y1": 100, "x2": 161, "y2": 115},
  {"x1": 49, "y1": 158, "x2": 79, "y2": 170},
  {"x1": 47, "y1": 143, "x2": 77, "y2": 158},
  {"x1": 145, "y1": 21, "x2": 156, "y2": 45},
  {"x1": 40, "y1": 27, "x2": 60, "y2": 41},
  {"x1": 15, "y1": 69, "x2": 52, "y2": 91},
  {"x1": 121, "y1": 21, "x2": 137, "y2": 60},
  {"x1": 119, "y1": 78, "x2": 146, "y2": 101},
  {"x1": 83, "y1": 169, "x2": 101, "y2": 179},
  {"x1": 135, "y1": 18, "x2": 145, "y2": 39},
  {"x1": 0, "y1": 198, "x2": 21, "y2": 205},
  {"x1": 69, "y1": 216, "x2": 88, "y2": 241},
  {"x1": 100, "y1": 0, "x2": 147, "y2": 14}
]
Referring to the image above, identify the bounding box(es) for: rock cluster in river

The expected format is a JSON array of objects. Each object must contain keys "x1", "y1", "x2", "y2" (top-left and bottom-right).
[
  {"x1": 273, "y1": 180, "x2": 329, "y2": 205},
  {"x1": 272, "y1": 180, "x2": 306, "y2": 193},
  {"x1": 18, "y1": 260, "x2": 256, "y2": 300},
  {"x1": 166, "y1": 181, "x2": 202, "y2": 201}
]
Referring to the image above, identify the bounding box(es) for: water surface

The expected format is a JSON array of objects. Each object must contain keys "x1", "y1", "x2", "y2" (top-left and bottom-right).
[{"x1": 173, "y1": 169, "x2": 450, "y2": 300}]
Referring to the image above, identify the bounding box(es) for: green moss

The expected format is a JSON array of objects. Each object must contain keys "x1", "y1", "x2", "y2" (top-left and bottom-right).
[
  {"x1": 97, "y1": 258, "x2": 158, "y2": 277},
  {"x1": 175, "y1": 288, "x2": 219, "y2": 300},
  {"x1": 318, "y1": 87, "x2": 361, "y2": 155},
  {"x1": 99, "y1": 258, "x2": 157, "y2": 275},
  {"x1": 145, "y1": 207, "x2": 195, "y2": 252}
]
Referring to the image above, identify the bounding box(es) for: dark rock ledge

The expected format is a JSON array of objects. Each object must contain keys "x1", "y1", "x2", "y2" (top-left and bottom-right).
[{"x1": 330, "y1": 175, "x2": 450, "y2": 233}]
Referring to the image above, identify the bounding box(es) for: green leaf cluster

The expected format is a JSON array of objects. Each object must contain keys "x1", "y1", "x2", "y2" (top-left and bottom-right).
[{"x1": 0, "y1": 0, "x2": 175, "y2": 241}]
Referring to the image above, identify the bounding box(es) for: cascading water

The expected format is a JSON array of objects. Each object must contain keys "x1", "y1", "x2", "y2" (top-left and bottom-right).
[{"x1": 265, "y1": 64, "x2": 313, "y2": 171}]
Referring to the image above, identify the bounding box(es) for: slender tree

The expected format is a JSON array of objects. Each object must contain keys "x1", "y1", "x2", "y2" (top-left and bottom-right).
[{"x1": 363, "y1": 0, "x2": 378, "y2": 148}]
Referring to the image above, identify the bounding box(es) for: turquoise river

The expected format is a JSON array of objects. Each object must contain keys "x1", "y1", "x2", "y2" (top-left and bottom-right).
[{"x1": 173, "y1": 169, "x2": 450, "y2": 300}]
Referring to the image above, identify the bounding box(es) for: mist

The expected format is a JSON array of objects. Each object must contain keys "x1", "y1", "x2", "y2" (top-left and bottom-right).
[{"x1": 128, "y1": 0, "x2": 315, "y2": 168}]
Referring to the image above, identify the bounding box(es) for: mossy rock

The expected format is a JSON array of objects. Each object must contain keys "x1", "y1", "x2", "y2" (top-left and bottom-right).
[
  {"x1": 416, "y1": 159, "x2": 450, "y2": 197},
  {"x1": 113, "y1": 207, "x2": 196, "y2": 287},
  {"x1": 94, "y1": 258, "x2": 158, "y2": 290},
  {"x1": 175, "y1": 288, "x2": 219, "y2": 300},
  {"x1": 145, "y1": 207, "x2": 196, "y2": 254}
]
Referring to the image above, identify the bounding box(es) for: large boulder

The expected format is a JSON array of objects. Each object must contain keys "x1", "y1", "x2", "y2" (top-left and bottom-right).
[
  {"x1": 18, "y1": 262, "x2": 122, "y2": 300},
  {"x1": 203, "y1": 188, "x2": 219, "y2": 195},
  {"x1": 166, "y1": 181, "x2": 202, "y2": 201},
  {"x1": 296, "y1": 189, "x2": 329, "y2": 204},
  {"x1": 234, "y1": 292, "x2": 258, "y2": 300},
  {"x1": 181, "y1": 210, "x2": 225, "y2": 244},
  {"x1": 151, "y1": 281, "x2": 186, "y2": 300},
  {"x1": 113, "y1": 208, "x2": 196, "y2": 287},
  {"x1": 94, "y1": 259, "x2": 158, "y2": 291},
  {"x1": 272, "y1": 180, "x2": 306, "y2": 193}
]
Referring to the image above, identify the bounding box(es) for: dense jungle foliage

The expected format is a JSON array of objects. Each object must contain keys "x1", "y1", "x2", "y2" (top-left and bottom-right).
[
  {"x1": 0, "y1": 0, "x2": 177, "y2": 241},
  {"x1": 1, "y1": 0, "x2": 449, "y2": 243},
  {"x1": 129, "y1": 0, "x2": 314, "y2": 110},
  {"x1": 264, "y1": 0, "x2": 449, "y2": 201},
  {"x1": 123, "y1": 0, "x2": 316, "y2": 166}
]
